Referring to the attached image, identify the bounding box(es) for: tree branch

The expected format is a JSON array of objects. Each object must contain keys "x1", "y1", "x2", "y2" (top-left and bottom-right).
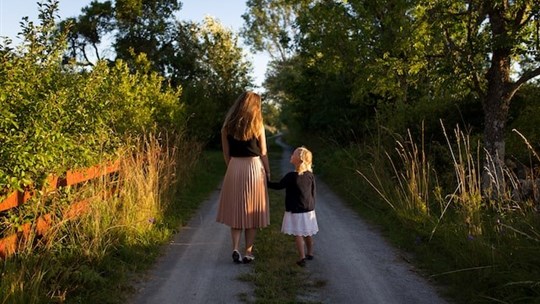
[{"x1": 515, "y1": 65, "x2": 540, "y2": 87}]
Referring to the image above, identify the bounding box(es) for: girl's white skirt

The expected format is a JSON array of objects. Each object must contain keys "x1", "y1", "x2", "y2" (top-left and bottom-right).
[{"x1": 281, "y1": 211, "x2": 318, "y2": 236}]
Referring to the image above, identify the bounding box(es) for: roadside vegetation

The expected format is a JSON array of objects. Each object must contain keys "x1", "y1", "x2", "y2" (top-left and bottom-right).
[
  {"x1": 284, "y1": 124, "x2": 540, "y2": 304},
  {"x1": 244, "y1": 1, "x2": 540, "y2": 303},
  {"x1": 0, "y1": 1, "x2": 242, "y2": 302},
  {"x1": 0, "y1": 134, "x2": 211, "y2": 303}
]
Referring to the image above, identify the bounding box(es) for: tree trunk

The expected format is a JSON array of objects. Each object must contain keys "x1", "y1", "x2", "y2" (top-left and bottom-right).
[
  {"x1": 482, "y1": 57, "x2": 511, "y2": 195},
  {"x1": 482, "y1": 4, "x2": 513, "y2": 196},
  {"x1": 483, "y1": 52, "x2": 511, "y2": 165}
]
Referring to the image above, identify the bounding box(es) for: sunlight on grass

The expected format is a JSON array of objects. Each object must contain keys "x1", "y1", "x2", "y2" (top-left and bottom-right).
[{"x1": 0, "y1": 133, "x2": 202, "y2": 303}]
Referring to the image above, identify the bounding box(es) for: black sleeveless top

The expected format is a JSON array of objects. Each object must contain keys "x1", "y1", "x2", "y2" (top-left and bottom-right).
[{"x1": 228, "y1": 135, "x2": 261, "y2": 157}]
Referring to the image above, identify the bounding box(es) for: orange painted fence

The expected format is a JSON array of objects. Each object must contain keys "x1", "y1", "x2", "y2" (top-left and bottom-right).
[{"x1": 0, "y1": 160, "x2": 120, "y2": 258}]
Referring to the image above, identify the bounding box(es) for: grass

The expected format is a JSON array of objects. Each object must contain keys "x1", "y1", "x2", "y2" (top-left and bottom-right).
[{"x1": 302, "y1": 125, "x2": 540, "y2": 304}]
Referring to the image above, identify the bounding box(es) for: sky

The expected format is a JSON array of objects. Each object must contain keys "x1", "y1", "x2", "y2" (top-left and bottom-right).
[{"x1": 0, "y1": 0, "x2": 269, "y2": 88}]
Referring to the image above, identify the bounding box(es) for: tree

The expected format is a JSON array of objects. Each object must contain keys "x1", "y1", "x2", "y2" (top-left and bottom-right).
[
  {"x1": 60, "y1": 0, "x2": 115, "y2": 65},
  {"x1": 241, "y1": 0, "x2": 307, "y2": 62},
  {"x1": 114, "y1": 0, "x2": 181, "y2": 73},
  {"x1": 182, "y1": 16, "x2": 254, "y2": 144},
  {"x1": 418, "y1": 0, "x2": 540, "y2": 190}
]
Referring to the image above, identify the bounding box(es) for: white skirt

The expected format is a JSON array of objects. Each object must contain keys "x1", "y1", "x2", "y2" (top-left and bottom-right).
[{"x1": 281, "y1": 211, "x2": 318, "y2": 236}]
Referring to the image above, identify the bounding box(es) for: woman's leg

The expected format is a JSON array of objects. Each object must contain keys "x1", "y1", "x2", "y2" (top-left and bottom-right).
[
  {"x1": 244, "y1": 228, "x2": 257, "y2": 256},
  {"x1": 231, "y1": 228, "x2": 242, "y2": 252}
]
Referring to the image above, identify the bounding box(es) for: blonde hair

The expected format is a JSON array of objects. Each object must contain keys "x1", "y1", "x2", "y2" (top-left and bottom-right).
[
  {"x1": 296, "y1": 147, "x2": 313, "y2": 174},
  {"x1": 222, "y1": 91, "x2": 263, "y2": 141}
]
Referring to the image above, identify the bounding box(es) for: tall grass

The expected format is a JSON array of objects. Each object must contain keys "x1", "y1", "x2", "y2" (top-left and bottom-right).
[
  {"x1": 0, "y1": 133, "x2": 201, "y2": 303},
  {"x1": 318, "y1": 123, "x2": 540, "y2": 303}
]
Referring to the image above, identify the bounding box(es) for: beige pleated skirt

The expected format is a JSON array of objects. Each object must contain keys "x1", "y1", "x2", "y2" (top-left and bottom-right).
[{"x1": 216, "y1": 157, "x2": 270, "y2": 229}]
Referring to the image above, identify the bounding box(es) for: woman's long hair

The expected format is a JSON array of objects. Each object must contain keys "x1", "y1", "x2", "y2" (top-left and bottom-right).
[{"x1": 222, "y1": 91, "x2": 263, "y2": 141}]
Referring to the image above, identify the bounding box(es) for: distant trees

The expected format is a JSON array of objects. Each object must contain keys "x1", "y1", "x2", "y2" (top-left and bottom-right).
[{"x1": 61, "y1": 0, "x2": 254, "y2": 143}]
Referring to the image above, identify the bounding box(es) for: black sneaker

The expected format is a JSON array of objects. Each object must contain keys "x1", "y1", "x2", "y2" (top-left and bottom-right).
[
  {"x1": 242, "y1": 255, "x2": 255, "y2": 264},
  {"x1": 306, "y1": 254, "x2": 314, "y2": 260},
  {"x1": 296, "y1": 258, "x2": 306, "y2": 267},
  {"x1": 232, "y1": 250, "x2": 241, "y2": 264}
]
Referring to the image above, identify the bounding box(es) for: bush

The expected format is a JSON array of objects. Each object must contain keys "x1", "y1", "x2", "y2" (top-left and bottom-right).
[{"x1": 0, "y1": 3, "x2": 184, "y2": 193}]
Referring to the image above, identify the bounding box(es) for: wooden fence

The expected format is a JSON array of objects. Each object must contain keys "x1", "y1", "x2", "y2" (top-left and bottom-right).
[{"x1": 0, "y1": 160, "x2": 120, "y2": 258}]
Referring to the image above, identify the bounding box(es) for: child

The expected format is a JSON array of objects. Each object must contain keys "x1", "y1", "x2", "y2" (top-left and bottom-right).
[{"x1": 267, "y1": 146, "x2": 318, "y2": 267}]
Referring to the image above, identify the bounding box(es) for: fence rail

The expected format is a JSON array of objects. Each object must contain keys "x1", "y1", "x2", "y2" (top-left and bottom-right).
[{"x1": 0, "y1": 160, "x2": 120, "y2": 258}]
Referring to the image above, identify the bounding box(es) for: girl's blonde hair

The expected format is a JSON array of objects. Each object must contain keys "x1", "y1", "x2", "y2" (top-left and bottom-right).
[
  {"x1": 222, "y1": 91, "x2": 263, "y2": 141},
  {"x1": 296, "y1": 147, "x2": 313, "y2": 174}
]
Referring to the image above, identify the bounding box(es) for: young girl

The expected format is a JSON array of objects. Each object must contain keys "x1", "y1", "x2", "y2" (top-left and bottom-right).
[{"x1": 268, "y1": 147, "x2": 318, "y2": 267}]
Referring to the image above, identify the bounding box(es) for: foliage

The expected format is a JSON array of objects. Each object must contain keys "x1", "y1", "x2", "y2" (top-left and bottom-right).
[
  {"x1": 65, "y1": 1, "x2": 255, "y2": 143},
  {"x1": 257, "y1": 0, "x2": 540, "y2": 170},
  {"x1": 0, "y1": 0, "x2": 184, "y2": 193},
  {"x1": 180, "y1": 16, "x2": 254, "y2": 145},
  {"x1": 241, "y1": 0, "x2": 308, "y2": 61}
]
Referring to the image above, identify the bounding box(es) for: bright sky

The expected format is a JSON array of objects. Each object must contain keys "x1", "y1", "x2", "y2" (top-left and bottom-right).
[{"x1": 0, "y1": 0, "x2": 269, "y2": 88}]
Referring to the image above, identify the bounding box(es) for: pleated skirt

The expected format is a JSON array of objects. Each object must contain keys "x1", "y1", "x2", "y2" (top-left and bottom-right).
[
  {"x1": 281, "y1": 211, "x2": 319, "y2": 236},
  {"x1": 216, "y1": 157, "x2": 270, "y2": 229}
]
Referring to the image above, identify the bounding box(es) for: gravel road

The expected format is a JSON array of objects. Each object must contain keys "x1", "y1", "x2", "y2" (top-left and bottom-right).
[{"x1": 129, "y1": 137, "x2": 450, "y2": 304}]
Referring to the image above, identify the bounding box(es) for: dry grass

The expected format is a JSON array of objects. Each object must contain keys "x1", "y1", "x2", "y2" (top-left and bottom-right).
[{"x1": 0, "y1": 133, "x2": 202, "y2": 303}]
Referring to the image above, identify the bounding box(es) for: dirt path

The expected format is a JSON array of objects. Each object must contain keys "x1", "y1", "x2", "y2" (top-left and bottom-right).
[
  {"x1": 129, "y1": 190, "x2": 253, "y2": 303},
  {"x1": 129, "y1": 137, "x2": 449, "y2": 303}
]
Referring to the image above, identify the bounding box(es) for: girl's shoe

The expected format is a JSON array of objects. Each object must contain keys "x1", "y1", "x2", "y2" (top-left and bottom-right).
[
  {"x1": 232, "y1": 250, "x2": 241, "y2": 264},
  {"x1": 306, "y1": 254, "x2": 314, "y2": 260},
  {"x1": 242, "y1": 255, "x2": 255, "y2": 264},
  {"x1": 296, "y1": 258, "x2": 306, "y2": 267}
]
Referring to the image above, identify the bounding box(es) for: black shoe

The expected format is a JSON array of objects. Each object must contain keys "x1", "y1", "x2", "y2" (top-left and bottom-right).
[
  {"x1": 232, "y1": 250, "x2": 241, "y2": 264},
  {"x1": 242, "y1": 255, "x2": 255, "y2": 264},
  {"x1": 306, "y1": 254, "x2": 314, "y2": 260},
  {"x1": 296, "y1": 258, "x2": 306, "y2": 267}
]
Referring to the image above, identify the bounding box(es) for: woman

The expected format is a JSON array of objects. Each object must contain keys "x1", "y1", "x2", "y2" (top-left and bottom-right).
[{"x1": 216, "y1": 91, "x2": 271, "y2": 264}]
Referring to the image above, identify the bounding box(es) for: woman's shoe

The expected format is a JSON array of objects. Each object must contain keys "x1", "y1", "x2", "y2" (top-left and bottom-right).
[
  {"x1": 306, "y1": 254, "x2": 314, "y2": 260},
  {"x1": 296, "y1": 258, "x2": 306, "y2": 267},
  {"x1": 232, "y1": 250, "x2": 241, "y2": 264},
  {"x1": 242, "y1": 255, "x2": 255, "y2": 264}
]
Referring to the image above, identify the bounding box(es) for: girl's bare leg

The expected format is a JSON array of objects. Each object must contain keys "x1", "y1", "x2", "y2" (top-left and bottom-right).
[
  {"x1": 304, "y1": 236, "x2": 313, "y2": 256},
  {"x1": 295, "y1": 236, "x2": 305, "y2": 259}
]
